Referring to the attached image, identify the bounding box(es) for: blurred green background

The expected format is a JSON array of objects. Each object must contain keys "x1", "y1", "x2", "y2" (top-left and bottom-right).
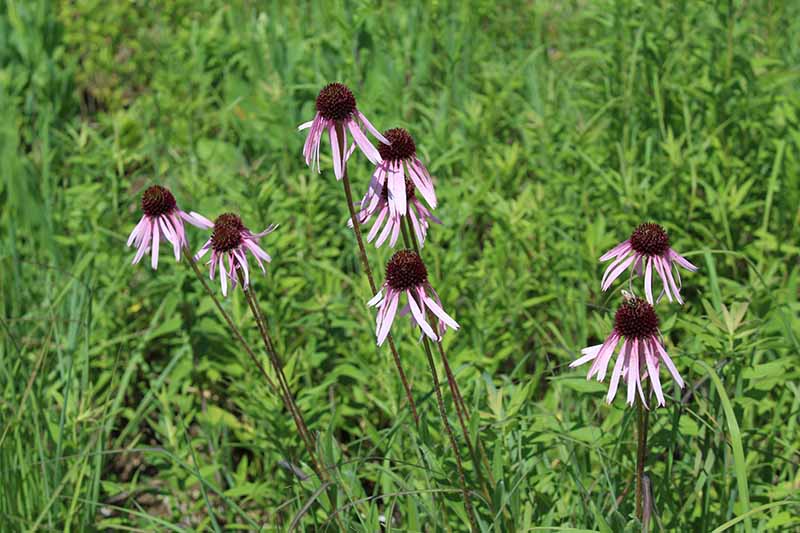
[{"x1": 1, "y1": 0, "x2": 799, "y2": 530}]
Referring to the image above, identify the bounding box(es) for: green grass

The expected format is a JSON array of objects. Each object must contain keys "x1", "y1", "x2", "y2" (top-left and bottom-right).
[{"x1": 1, "y1": 0, "x2": 799, "y2": 530}]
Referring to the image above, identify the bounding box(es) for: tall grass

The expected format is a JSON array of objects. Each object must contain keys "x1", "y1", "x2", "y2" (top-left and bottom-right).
[{"x1": 1, "y1": 0, "x2": 799, "y2": 530}]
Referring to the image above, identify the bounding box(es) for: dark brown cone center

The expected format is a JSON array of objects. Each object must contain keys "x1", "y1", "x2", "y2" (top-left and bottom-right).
[
  {"x1": 630, "y1": 222, "x2": 670, "y2": 256},
  {"x1": 316, "y1": 82, "x2": 357, "y2": 121},
  {"x1": 211, "y1": 213, "x2": 245, "y2": 253},
  {"x1": 614, "y1": 297, "x2": 660, "y2": 339},
  {"x1": 141, "y1": 185, "x2": 176, "y2": 217},
  {"x1": 385, "y1": 250, "x2": 428, "y2": 291},
  {"x1": 378, "y1": 128, "x2": 416, "y2": 162}
]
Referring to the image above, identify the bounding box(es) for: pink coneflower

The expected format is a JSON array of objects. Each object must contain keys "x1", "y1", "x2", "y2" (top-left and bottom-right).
[
  {"x1": 127, "y1": 185, "x2": 205, "y2": 269},
  {"x1": 350, "y1": 175, "x2": 441, "y2": 248},
  {"x1": 368, "y1": 128, "x2": 437, "y2": 218},
  {"x1": 369, "y1": 250, "x2": 459, "y2": 346},
  {"x1": 192, "y1": 213, "x2": 278, "y2": 296},
  {"x1": 298, "y1": 82, "x2": 388, "y2": 180},
  {"x1": 600, "y1": 223, "x2": 698, "y2": 304},
  {"x1": 570, "y1": 296, "x2": 685, "y2": 407}
]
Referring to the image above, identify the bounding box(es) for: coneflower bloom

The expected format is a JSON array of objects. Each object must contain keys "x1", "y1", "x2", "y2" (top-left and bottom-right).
[
  {"x1": 192, "y1": 213, "x2": 278, "y2": 296},
  {"x1": 570, "y1": 296, "x2": 685, "y2": 407},
  {"x1": 349, "y1": 176, "x2": 441, "y2": 248},
  {"x1": 127, "y1": 185, "x2": 205, "y2": 269},
  {"x1": 600, "y1": 223, "x2": 698, "y2": 304},
  {"x1": 298, "y1": 82, "x2": 388, "y2": 180},
  {"x1": 368, "y1": 128, "x2": 437, "y2": 218},
  {"x1": 369, "y1": 250, "x2": 458, "y2": 345}
]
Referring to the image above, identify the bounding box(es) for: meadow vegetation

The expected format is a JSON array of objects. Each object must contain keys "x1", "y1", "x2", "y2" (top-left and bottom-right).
[{"x1": 1, "y1": 0, "x2": 799, "y2": 530}]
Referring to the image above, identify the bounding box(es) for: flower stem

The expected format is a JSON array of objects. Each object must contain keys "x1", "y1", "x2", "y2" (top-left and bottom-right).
[
  {"x1": 185, "y1": 250, "x2": 345, "y2": 528},
  {"x1": 635, "y1": 395, "x2": 650, "y2": 519},
  {"x1": 238, "y1": 274, "x2": 349, "y2": 532},
  {"x1": 237, "y1": 271, "x2": 324, "y2": 481},
  {"x1": 421, "y1": 336, "x2": 478, "y2": 532},
  {"x1": 335, "y1": 122, "x2": 419, "y2": 426},
  {"x1": 401, "y1": 219, "x2": 497, "y2": 489},
  {"x1": 181, "y1": 247, "x2": 279, "y2": 397}
]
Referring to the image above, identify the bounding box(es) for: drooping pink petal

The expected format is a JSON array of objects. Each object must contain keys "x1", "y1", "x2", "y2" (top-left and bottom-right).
[
  {"x1": 415, "y1": 201, "x2": 442, "y2": 226},
  {"x1": 408, "y1": 291, "x2": 437, "y2": 341},
  {"x1": 329, "y1": 126, "x2": 343, "y2": 180},
  {"x1": 253, "y1": 224, "x2": 279, "y2": 238},
  {"x1": 367, "y1": 289, "x2": 384, "y2": 307},
  {"x1": 632, "y1": 255, "x2": 644, "y2": 277},
  {"x1": 388, "y1": 216, "x2": 401, "y2": 247},
  {"x1": 607, "y1": 339, "x2": 628, "y2": 403},
  {"x1": 151, "y1": 221, "x2": 160, "y2": 270},
  {"x1": 600, "y1": 251, "x2": 631, "y2": 287},
  {"x1": 601, "y1": 254, "x2": 637, "y2": 291},
  {"x1": 169, "y1": 213, "x2": 187, "y2": 248},
  {"x1": 427, "y1": 285, "x2": 452, "y2": 335},
  {"x1": 588, "y1": 332, "x2": 620, "y2": 381},
  {"x1": 219, "y1": 254, "x2": 228, "y2": 296},
  {"x1": 305, "y1": 118, "x2": 325, "y2": 172},
  {"x1": 301, "y1": 114, "x2": 323, "y2": 169},
  {"x1": 653, "y1": 339, "x2": 684, "y2": 389},
  {"x1": 653, "y1": 257, "x2": 674, "y2": 303},
  {"x1": 599, "y1": 240, "x2": 631, "y2": 262},
  {"x1": 375, "y1": 291, "x2": 389, "y2": 330},
  {"x1": 669, "y1": 249, "x2": 698, "y2": 271},
  {"x1": 423, "y1": 295, "x2": 459, "y2": 330},
  {"x1": 409, "y1": 204, "x2": 425, "y2": 246},
  {"x1": 644, "y1": 257, "x2": 654, "y2": 304},
  {"x1": 243, "y1": 239, "x2": 272, "y2": 263},
  {"x1": 627, "y1": 339, "x2": 639, "y2": 406},
  {"x1": 644, "y1": 340, "x2": 665, "y2": 406},
  {"x1": 366, "y1": 207, "x2": 388, "y2": 243},
  {"x1": 387, "y1": 162, "x2": 407, "y2": 217},
  {"x1": 348, "y1": 119, "x2": 381, "y2": 165},
  {"x1": 598, "y1": 333, "x2": 623, "y2": 381},
  {"x1": 132, "y1": 221, "x2": 151, "y2": 264},
  {"x1": 376, "y1": 291, "x2": 400, "y2": 345},
  {"x1": 228, "y1": 253, "x2": 237, "y2": 291},
  {"x1": 245, "y1": 244, "x2": 266, "y2": 273},
  {"x1": 406, "y1": 160, "x2": 437, "y2": 209},
  {"x1": 157, "y1": 216, "x2": 178, "y2": 257},
  {"x1": 194, "y1": 240, "x2": 212, "y2": 262},
  {"x1": 363, "y1": 166, "x2": 387, "y2": 209},
  {"x1": 661, "y1": 257, "x2": 684, "y2": 304},
  {"x1": 571, "y1": 344, "x2": 602, "y2": 368},
  {"x1": 127, "y1": 216, "x2": 147, "y2": 247},
  {"x1": 234, "y1": 249, "x2": 250, "y2": 287},
  {"x1": 635, "y1": 344, "x2": 648, "y2": 407},
  {"x1": 357, "y1": 110, "x2": 390, "y2": 144},
  {"x1": 375, "y1": 213, "x2": 397, "y2": 247}
]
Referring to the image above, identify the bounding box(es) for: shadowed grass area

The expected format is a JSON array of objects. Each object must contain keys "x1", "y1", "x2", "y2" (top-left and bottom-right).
[{"x1": 1, "y1": 0, "x2": 799, "y2": 530}]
